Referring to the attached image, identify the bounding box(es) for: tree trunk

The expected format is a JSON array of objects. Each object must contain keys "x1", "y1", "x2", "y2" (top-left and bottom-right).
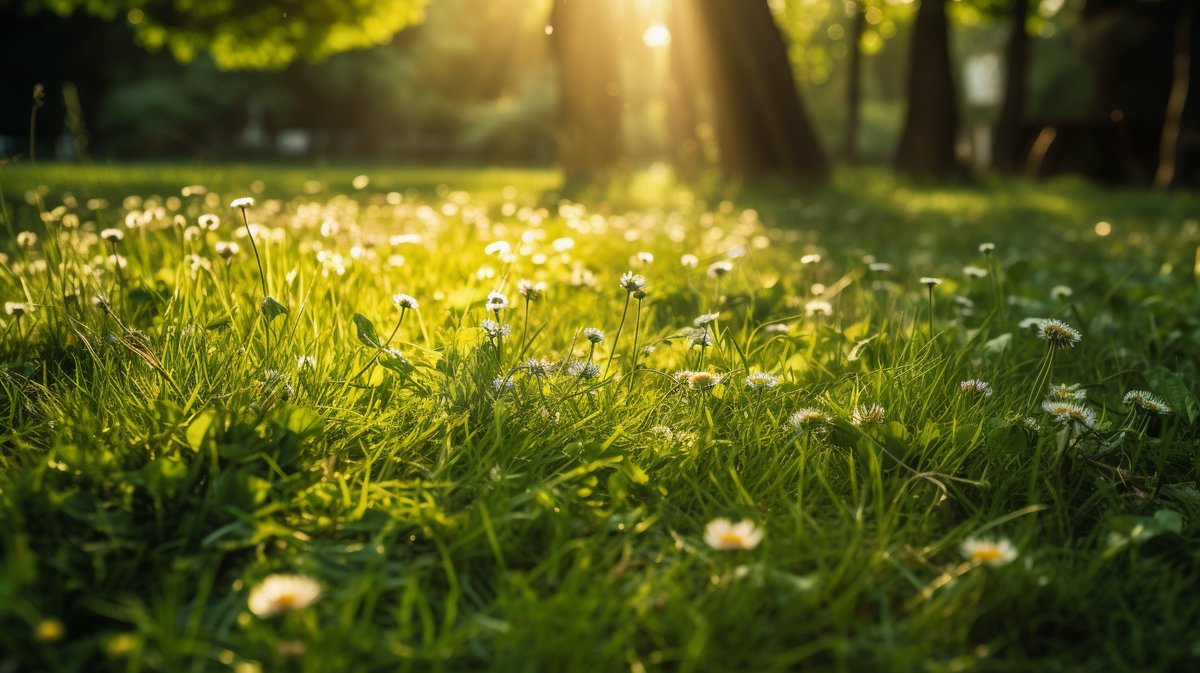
[
  {"x1": 1172, "y1": 1, "x2": 1200, "y2": 188},
  {"x1": 894, "y1": 0, "x2": 959, "y2": 177},
  {"x1": 674, "y1": 0, "x2": 828, "y2": 183},
  {"x1": 549, "y1": 0, "x2": 624, "y2": 184},
  {"x1": 1155, "y1": 3, "x2": 1191, "y2": 188},
  {"x1": 994, "y1": 0, "x2": 1031, "y2": 172},
  {"x1": 843, "y1": 3, "x2": 866, "y2": 162}
]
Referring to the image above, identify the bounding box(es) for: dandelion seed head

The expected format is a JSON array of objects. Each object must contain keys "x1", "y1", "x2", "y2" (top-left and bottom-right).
[
  {"x1": 681, "y1": 254, "x2": 699, "y2": 268},
  {"x1": 101, "y1": 228, "x2": 124, "y2": 243},
  {"x1": 5, "y1": 301, "x2": 32, "y2": 317},
  {"x1": 230, "y1": 197, "x2": 255, "y2": 209},
  {"x1": 979, "y1": 242, "x2": 995, "y2": 254},
  {"x1": 583, "y1": 327, "x2": 605, "y2": 344},
  {"x1": 198, "y1": 214, "x2": 220, "y2": 230},
  {"x1": 963, "y1": 266, "x2": 987, "y2": 278},
  {"x1": 1050, "y1": 285, "x2": 1073, "y2": 300},
  {"x1": 694, "y1": 312, "x2": 719, "y2": 326}
]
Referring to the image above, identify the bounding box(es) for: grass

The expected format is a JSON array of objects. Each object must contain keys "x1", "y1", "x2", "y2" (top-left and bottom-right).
[{"x1": 1, "y1": 163, "x2": 1199, "y2": 672}]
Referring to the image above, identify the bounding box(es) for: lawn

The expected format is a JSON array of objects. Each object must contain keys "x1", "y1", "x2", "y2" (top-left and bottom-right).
[{"x1": 1, "y1": 164, "x2": 1199, "y2": 672}]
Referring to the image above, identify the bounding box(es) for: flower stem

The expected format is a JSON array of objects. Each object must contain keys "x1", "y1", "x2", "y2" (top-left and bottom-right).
[
  {"x1": 605, "y1": 293, "x2": 631, "y2": 377},
  {"x1": 239, "y1": 206, "x2": 268, "y2": 297}
]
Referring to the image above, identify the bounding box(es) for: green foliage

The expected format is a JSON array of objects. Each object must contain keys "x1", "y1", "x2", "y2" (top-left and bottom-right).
[
  {"x1": 1, "y1": 165, "x2": 1200, "y2": 670},
  {"x1": 24, "y1": 0, "x2": 432, "y2": 69}
]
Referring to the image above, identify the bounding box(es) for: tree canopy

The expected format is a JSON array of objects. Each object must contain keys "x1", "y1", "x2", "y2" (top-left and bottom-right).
[{"x1": 14, "y1": 0, "x2": 431, "y2": 69}]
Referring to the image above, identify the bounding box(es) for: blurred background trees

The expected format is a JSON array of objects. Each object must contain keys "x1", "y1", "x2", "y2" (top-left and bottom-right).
[{"x1": 0, "y1": 0, "x2": 1197, "y2": 189}]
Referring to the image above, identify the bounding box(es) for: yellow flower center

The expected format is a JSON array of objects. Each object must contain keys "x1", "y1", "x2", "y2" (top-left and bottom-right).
[
  {"x1": 971, "y1": 548, "x2": 1004, "y2": 562},
  {"x1": 719, "y1": 534, "x2": 745, "y2": 547},
  {"x1": 276, "y1": 592, "x2": 298, "y2": 607}
]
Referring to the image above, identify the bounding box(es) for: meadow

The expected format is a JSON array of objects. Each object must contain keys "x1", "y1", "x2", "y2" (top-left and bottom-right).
[{"x1": 1, "y1": 164, "x2": 1199, "y2": 672}]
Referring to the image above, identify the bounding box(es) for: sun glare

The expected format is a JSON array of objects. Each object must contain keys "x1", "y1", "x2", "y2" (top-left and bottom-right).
[{"x1": 643, "y1": 24, "x2": 671, "y2": 48}]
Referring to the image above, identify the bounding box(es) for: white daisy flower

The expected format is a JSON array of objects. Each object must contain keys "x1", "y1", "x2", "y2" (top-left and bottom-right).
[
  {"x1": 1036, "y1": 319, "x2": 1081, "y2": 348},
  {"x1": 215, "y1": 241, "x2": 240, "y2": 259},
  {"x1": 1048, "y1": 383, "x2": 1086, "y2": 401},
  {"x1": 619, "y1": 271, "x2": 646, "y2": 292},
  {"x1": 805, "y1": 300, "x2": 832, "y2": 317},
  {"x1": 744, "y1": 372, "x2": 778, "y2": 390},
  {"x1": 392, "y1": 294, "x2": 419, "y2": 310},
  {"x1": 961, "y1": 537, "x2": 1017, "y2": 567},
  {"x1": 247, "y1": 574, "x2": 321, "y2": 617},
  {"x1": 100, "y1": 228, "x2": 124, "y2": 243},
  {"x1": 1123, "y1": 390, "x2": 1171, "y2": 415},
  {"x1": 688, "y1": 371, "x2": 722, "y2": 391},
  {"x1": 297, "y1": 356, "x2": 316, "y2": 372},
  {"x1": 960, "y1": 380, "x2": 993, "y2": 397},
  {"x1": 703, "y1": 518, "x2": 764, "y2": 550},
  {"x1": 485, "y1": 292, "x2": 509, "y2": 312},
  {"x1": 480, "y1": 319, "x2": 511, "y2": 338},
  {"x1": 198, "y1": 214, "x2": 220, "y2": 230},
  {"x1": 919, "y1": 277, "x2": 942, "y2": 286},
  {"x1": 1050, "y1": 285, "x2": 1073, "y2": 300},
  {"x1": 963, "y1": 266, "x2": 987, "y2": 278},
  {"x1": 978, "y1": 242, "x2": 995, "y2": 254},
  {"x1": 707, "y1": 261, "x2": 733, "y2": 278},
  {"x1": 1042, "y1": 400, "x2": 1096, "y2": 428},
  {"x1": 868, "y1": 262, "x2": 893, "y2": 272},
  {"x1": 788, "y1": 408, "x2": 829, "y2": 431},
  {"x1": 1018, "y1": 317, "x2": 1043, "y2": 329},
  {"x1": 517, "y1": 279, "x2": 546, "y2": 301},
  {"x1": 852, "y1": 403, "x2": 886, "y2": 426}
]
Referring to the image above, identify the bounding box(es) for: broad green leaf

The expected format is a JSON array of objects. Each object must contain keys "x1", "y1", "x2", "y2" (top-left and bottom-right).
[
  {"x1": 354, "y1": 313, "x2": 380, "y2": 348},
  {"x1": 261, "y1": 296, "x2": 290, "y2": 321}
]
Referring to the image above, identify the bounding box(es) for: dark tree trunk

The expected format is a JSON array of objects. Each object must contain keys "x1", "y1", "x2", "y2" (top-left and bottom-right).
[
  {"x1": 894, "y1": 0, "x2": 959, "y2": 177},
  {"x1": 548, "y1": 0, "x2": 624, "y2": 183},
  {"x1": 673, "y1": 0, "x2": 828, "y2": 183},
  {"x1": 1156, "y1": 3, "x2": 1191, "y2": 188},
  {"x1": 994, "y1": 0, "x2": 1031, "y2": 172},
  {"x1": 1172, "y1": 2, "x2": 1200, "y2": 187},
  {"x1": 843, "y1": 3, "x2": 866, "y2": 162}
]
